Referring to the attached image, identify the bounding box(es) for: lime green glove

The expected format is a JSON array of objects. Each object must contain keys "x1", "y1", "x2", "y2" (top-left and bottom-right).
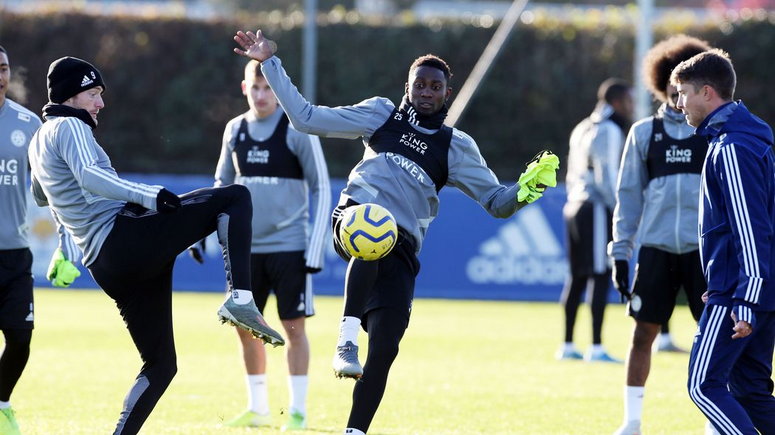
[
  {"x1": 518, "y1": 185, "x2": 545, "y2": 203},
  {"x1": 517, "y1": 150, "x2": 560, "y2": 203},
  {"x1": 46, "y1": 248, "x2": 81, "y2": 288}
]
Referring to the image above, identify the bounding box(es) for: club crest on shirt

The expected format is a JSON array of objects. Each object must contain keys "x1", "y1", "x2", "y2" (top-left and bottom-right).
[{"x1": 11, "y1": 130, "x2": 26, "y2": 147}]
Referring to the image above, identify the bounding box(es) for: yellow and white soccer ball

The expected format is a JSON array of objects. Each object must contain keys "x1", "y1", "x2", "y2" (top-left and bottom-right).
[{"x1": 338, "y1": 203, "x2": 398, "y2": 261}]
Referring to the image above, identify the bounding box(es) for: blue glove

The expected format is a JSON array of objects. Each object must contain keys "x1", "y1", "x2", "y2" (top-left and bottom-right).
[{"x1": 46, "y1": 248, "x2": 81, "y2": 288}]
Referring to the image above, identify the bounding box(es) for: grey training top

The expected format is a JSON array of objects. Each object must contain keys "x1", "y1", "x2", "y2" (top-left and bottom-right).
[
  {"x1": 0, "y1": 98, "x2": 42, "y2": 250},
  {"x1": 29, "y1": 115, "x2": 166, "y2": 266},
  {"x1": 260, "y1": 56, "x2": 523, "y2": 253},
  {"x1": 215, "y1": 108, "x2": 331, "y2": 269},
  {"x1": 610, "y1": 104, "x2": 702, "y2": 260},
  {"x1": 565, "y1": 103, "x2": 625, "y2": 210}
]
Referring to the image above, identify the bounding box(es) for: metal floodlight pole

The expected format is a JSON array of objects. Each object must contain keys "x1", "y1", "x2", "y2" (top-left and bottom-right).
[
  {"x1": 634, "y1": 0, "x2": 654, "y2": 121},
  {"x1": 445, "y1": 0, "x2": 530, "y2": 128},
  {"x1": 302, "y1": 0, "x2": 318, "y2": 104}
]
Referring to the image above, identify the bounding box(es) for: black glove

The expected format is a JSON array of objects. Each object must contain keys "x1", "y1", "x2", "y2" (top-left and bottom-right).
[
  {"x1": 156, "y1": 188, "x2": 181, "y2": 213},
  {"x1": 305, "y1": 266, "x2": 322, "y2": 274},
  {"x1": 612, "y1": 259, "x2": 631, "y2": 302},
  {"x1": 188, "y1": 238, "x2": 206, "y2": 264}
]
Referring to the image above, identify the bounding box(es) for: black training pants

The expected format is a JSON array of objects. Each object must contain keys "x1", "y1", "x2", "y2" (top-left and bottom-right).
[{"x1": 88, "y1": 185, "x2": 252, "y2": 435}]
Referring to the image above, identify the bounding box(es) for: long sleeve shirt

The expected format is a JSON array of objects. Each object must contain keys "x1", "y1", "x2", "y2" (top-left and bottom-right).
[
  {"x1": 610, "y1": 104, "x2": 702, "y2": 260},
  {"x1": 697, "y1": 101, "x2": 775, "y2": 311},
  {"x1": 215, "y1": 108, "x2": 331, "y2": 269},
  {"x1": 29, "y1": 116, "x2": 165, "y2": 266},
  {"x1": 565, "y1": 103, "x2": 624, "y2": 210},
  {"x1": 0, "y1": 98, "x2": 42, "y2": 250},
  {"x1": 260, "y1": 56, "x2": 524, "y2": 253}
]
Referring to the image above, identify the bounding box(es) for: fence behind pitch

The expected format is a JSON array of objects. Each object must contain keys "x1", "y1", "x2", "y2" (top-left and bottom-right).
[{"x1": 28, "y1": 174, "x2": 574, "y2": 302}]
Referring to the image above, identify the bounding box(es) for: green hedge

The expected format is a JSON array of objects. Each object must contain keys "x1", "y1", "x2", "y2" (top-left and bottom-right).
[{"x1": 1, "y1": 10, "x2": 773, "y2": 179}]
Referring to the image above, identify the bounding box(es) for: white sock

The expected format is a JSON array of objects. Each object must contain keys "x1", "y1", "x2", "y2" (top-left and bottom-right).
[
  {"x1": 659, "y1": 332, "x2": 672, "y2": 346},
  {"x1": 0, "y1": 400, "x2": 9, "y2": 409},
  {"x1": 562, "y1": 342, "x2": 577, "y2": 352},
  {"x1": 231, "y1": 289, "x2": 254, "y2": 305},
  {"x1": 344, "y1": 429, "x2": 366, "y2": 435},
  {"x1": 337, "y1": 316, "x2": 361, "y2": 347},
  {"x1": 288, "y1": 375, "x2": 308, "y2": 416},
  {"x1": 590, "y1": 344, "x2": 605, "y2": 355},
  {"x1": 624, "y1": 385, "x2": 645, "y2": 422},
  {"x1": 246, "y1": 374, "x2": 269, "y2": 415}
]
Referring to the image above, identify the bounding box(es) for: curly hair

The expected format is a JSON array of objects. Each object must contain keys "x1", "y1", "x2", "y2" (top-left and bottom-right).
[{"x1": 642, "y1": 34, "x2": 711, "y2": 103}]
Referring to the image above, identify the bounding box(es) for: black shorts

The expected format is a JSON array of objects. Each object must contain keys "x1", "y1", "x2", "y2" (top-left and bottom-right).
[
  {"x1": 362, "y1": 231, "x2": 420, "y2": 320},
  {"x1": 250, "y1": 251, "x2": 314, "y2": 320},
  {"x1": 564, "y1": 200, "x2": 612, "y2": 276},
  {"x1": 0, "y1": 248, "x2": 34, "y2": 329},
  {"x1": 629, "y1": 246, "x2": 706, "y2": 323},
  {"x1": 331, "y1": 200, "x2": 420, "y2": 320}
]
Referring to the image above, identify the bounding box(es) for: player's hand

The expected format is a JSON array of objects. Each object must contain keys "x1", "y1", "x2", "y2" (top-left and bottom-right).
[
  {"x1": 517, "y1": 150, "x2": 560, "y2": 203},
  {"x1": 46, "y1": 248, "x2": 81, "y2": 288},
  {"x1": 612, "y1": 259, "x2": 631, "y2": 302},
  {"x1": 517, "y1": 185, "x2": 544, "y2": 203},
  {"x1": 234, "y1": 30, "x2": 277, "y2": 62},
  {"x1": 188, "y1": 239, "x2": 206, "y2": 264},
  {"x1": 731, "y1": 304, "x2": 755, "y2": 339},
  {"x1": 156, "y1": 188, "x2": 181, "y2": 213}
]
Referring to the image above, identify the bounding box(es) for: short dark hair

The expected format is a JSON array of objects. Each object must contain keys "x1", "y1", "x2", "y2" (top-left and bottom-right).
[
  {"x1": 597, "y1": 78, "x2": 631, "y2": 104},
  {"x1": 670, "y1": 49, "x2": 736, "y2": 100},
  {"x1": 244, "y1": 59, "x2": 264, "y2": 79},
  {"x1": 0, "y1": 45, "x2": 6, "y2": 55},
  {"x1": 643, "y1": 34, "x2": 711, "y2": 102},
  {"x1": 409, "y1": 54, "x2": 452, "y2": 83}
]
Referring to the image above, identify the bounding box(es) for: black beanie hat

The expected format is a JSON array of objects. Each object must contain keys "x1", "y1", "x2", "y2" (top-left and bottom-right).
[{"x1": 47, "y1": 56, "x2": 106, "y2": 103}]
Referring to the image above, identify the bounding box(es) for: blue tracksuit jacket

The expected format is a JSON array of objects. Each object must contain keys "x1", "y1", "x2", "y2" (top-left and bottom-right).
[
  {"x1": 697, "y1": 101, "x2": 775, "y2": 312},
  {"x1": 688, "y1": 101, "x2": 775, "y2": 435}
]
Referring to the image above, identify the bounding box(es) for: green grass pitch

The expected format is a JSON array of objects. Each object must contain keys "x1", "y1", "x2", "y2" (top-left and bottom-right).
[{"x1": 14, "y1": 288, "x2": 708, "y2": 434}]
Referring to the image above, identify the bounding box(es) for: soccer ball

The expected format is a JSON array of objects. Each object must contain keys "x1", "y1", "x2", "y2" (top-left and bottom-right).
[{"x1": 338, "y1": 203, "x2": 398, "y2": 261}]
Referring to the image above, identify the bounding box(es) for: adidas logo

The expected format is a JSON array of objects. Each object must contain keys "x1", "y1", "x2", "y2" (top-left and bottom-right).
[
  {"x1": 466, "y1": 206, "x2": 567, "y2": 285},
  {"x1": 81, "y1": 74, "x2": 94, "y2": 87}
]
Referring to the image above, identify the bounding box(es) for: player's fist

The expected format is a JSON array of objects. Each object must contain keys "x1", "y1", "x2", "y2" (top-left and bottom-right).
[
  {"x1": 156, "y1": 188, "x2": 181, "y2": 213},
  {"x1": 612, "y1": 259, "x2": 631, "y2": 302},
  {"x1": 47, "y1": 248, "x2": 81, "y2": 288}
]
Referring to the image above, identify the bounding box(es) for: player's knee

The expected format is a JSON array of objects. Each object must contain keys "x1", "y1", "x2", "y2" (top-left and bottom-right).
[
  {"x1": 687, "y1": 378, "x2": 720, "y2": 406},
  {"x1": 369, "y1": 337, "x2": 400, "y2": 365},
  {"x1": 152, "y1": 359, "x2": 178, "y2": 386},
  {"x1": 225, "y1": 183, "x2": 250, "y2": 202},
  {"x1": 631, "y1": 324, "x2": 658, "y2": 349},
  {"x1": 2, "y1": 329, "x2": 32, "y2": 350}
]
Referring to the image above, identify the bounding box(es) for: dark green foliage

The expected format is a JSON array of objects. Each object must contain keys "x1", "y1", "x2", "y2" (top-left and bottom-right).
[{"x1": 1, "y1": 10, "x2": 772, "y2": 179}]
